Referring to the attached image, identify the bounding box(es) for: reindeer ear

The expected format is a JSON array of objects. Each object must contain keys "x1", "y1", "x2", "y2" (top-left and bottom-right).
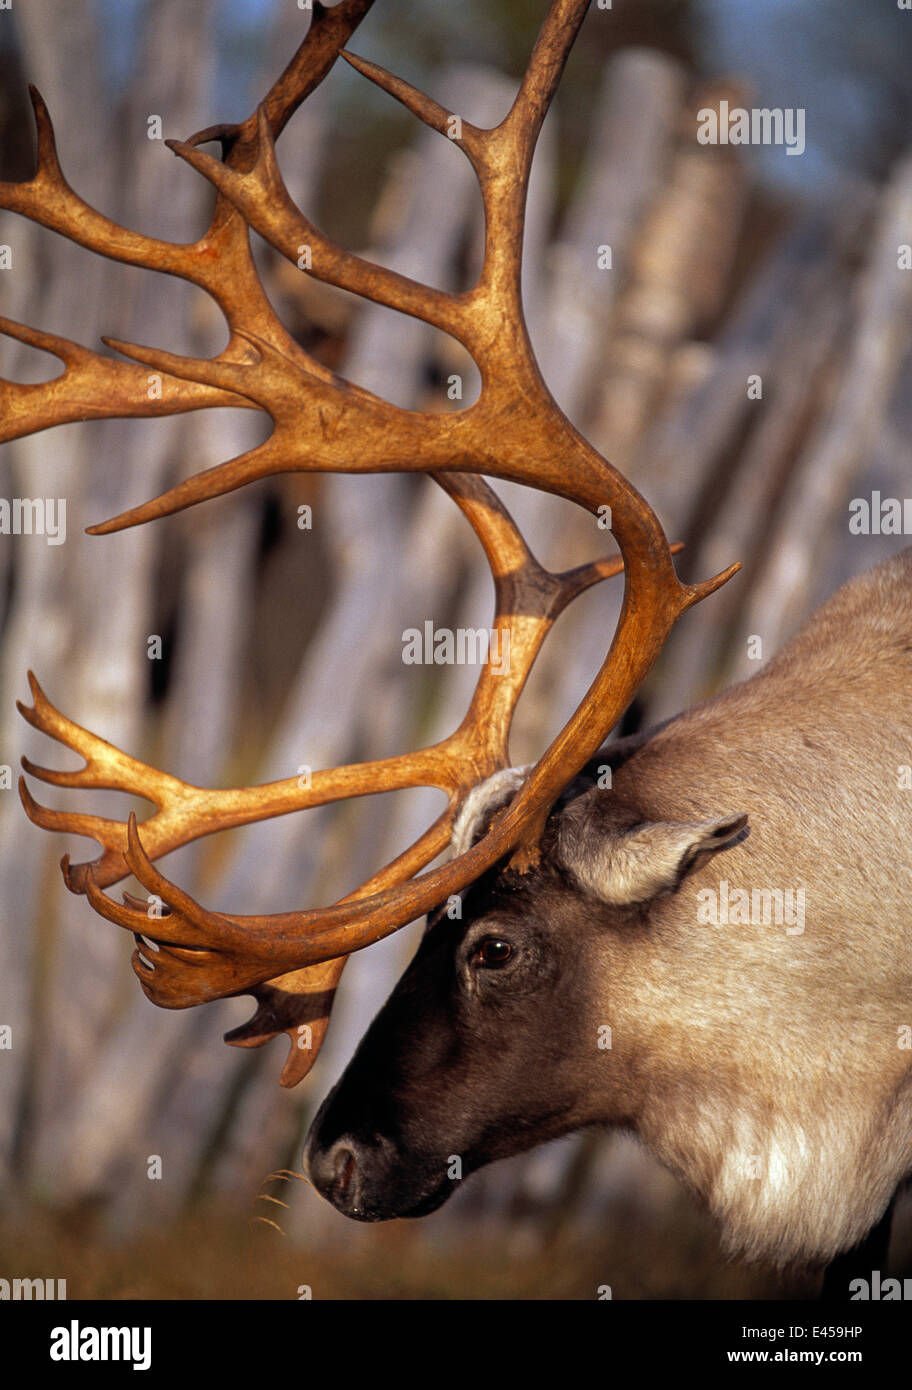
[
  {"x1": 558, "y1": 809, "x2": 748, "y2": 907},
  {"x1": 449, "y1": 766, "x2": 532, "y2": 858}
]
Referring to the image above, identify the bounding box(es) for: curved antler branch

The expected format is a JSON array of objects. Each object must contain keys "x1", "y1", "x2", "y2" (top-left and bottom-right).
[{"x1": 167, "y1": 108, "x2": 469, "y2": 340}]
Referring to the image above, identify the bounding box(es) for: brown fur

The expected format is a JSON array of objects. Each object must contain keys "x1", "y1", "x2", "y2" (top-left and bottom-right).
[{"x1": 564, "y1": 548, "x2": 912, "y2": 1263}]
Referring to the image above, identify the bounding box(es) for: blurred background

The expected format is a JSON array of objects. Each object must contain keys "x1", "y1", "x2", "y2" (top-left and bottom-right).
[{"x1": 2, "y1": 0, "x2": 912, "y2": 1299}]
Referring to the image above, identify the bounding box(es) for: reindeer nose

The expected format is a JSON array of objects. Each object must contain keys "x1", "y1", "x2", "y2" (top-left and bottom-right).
[
  {"x1": 309, "y1": 1139, "x2": 360, "y2": 1211},
  {"x1": 330, "y1": 1144, "x2": 357, "y2": 1201}
]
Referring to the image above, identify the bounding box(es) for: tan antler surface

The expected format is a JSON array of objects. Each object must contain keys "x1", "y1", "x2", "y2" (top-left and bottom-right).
[{"x1": 6, "y1": 0, "x2": 738, "y2": 1084}]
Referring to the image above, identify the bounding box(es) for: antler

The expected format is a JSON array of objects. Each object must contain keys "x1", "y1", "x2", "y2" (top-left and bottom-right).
[
  {"x1": 7, "y1": 0, "x2": 738, "y2": 1084},
  {"x1": 17, "y1": 475, "x2": 642, "y2": 1082}
]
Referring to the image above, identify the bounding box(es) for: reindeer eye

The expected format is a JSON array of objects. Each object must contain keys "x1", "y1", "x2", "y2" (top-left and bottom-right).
[{"x1": 474, "y1": 937, "x2": 513, "y2": 968}]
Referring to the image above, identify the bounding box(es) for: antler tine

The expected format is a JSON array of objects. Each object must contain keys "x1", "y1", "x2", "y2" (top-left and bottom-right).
[
  {"x1": 500, "y1": 0, "x2": 591, "y2": 163},
  {"x1": 179, "y1": 1, "x2": 380, "y2": 167},
  {"x1": 339, "y1": 52, "x2": 487, "y2": 160},
  {"x1": 0, "y1": 314, "x2": 252, "y2": 444},
  {"x1": 244, "y1": 0, "x2": 378, "y2": 150},
  {"x1": 0, "y1": 88, "x2": 216, "y2": 290}
]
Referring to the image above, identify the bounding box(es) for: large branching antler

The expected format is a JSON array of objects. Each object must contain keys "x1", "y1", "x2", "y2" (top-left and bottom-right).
[
  {"x1": 7, "y1": 0, "x2": 738, "y2": 1085},
  {"x1": 18, "y1": 474, "x2": 643, "y2": 1082}
]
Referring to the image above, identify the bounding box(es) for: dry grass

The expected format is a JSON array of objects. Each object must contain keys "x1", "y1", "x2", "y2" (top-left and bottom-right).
[{"x1": 0, "y1": 1194, "x2": 820, "y2": 1301}]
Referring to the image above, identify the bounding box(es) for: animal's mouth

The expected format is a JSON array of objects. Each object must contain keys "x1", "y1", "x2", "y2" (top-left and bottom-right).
[
  {"x1": 335, "y1": 1175, "x2": 458, "y2": 1223},
  {"x1": 390, "y1": 1184, "x2": 456, "y2": 1220}
]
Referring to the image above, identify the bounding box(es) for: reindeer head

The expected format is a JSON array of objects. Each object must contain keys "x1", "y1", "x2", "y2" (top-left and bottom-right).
[{"x1": 305, "y1": 763, "x2": 749, "y2": 1219}]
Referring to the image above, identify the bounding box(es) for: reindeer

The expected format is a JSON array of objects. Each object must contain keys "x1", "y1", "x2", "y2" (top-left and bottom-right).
[
  {"x1": 306, "y1": 547, "x2": 912, "y2": 1272},
  {"x1": 3, "y1": 0, "x2": 909, "y2": 1282}
]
